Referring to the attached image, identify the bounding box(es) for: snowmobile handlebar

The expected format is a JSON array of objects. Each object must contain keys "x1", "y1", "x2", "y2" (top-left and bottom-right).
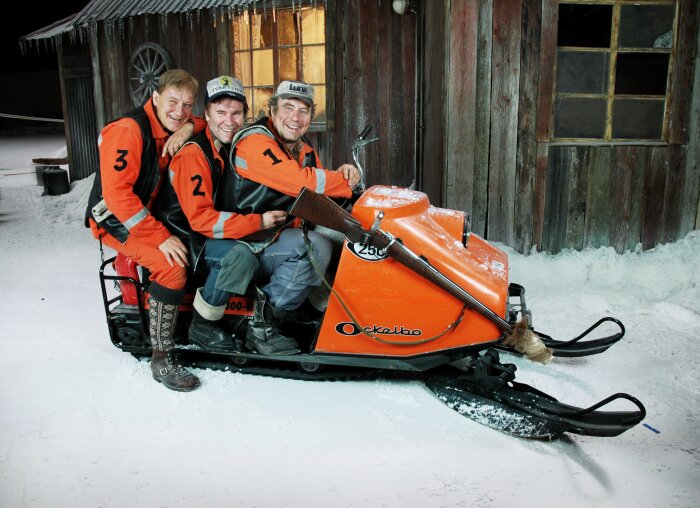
[
  {"x1": 351, "y1": 124, "x2": 378, "y2": 193},
  {"x1": 289, "y1": 188, "x2": 514, "y2": 334}
]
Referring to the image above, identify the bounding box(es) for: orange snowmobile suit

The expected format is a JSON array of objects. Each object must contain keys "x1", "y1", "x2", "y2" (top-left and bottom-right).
[
  {"x1": 84, "y1": 100, "x2": 205, "y2": 289},
  {"x1": 228, "y1": 118, "x2": 353, "y2": 214},
  {"x1": 168, "y1": 128, "x2": 263, "y2": 242}
]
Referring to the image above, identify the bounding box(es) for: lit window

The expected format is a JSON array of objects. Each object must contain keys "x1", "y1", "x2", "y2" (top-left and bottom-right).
[
  {"x1": 553, "y1": 1, "x2": 676, "y2": 141},
  {"x1": 231, "y1": 5, "x2": 327, "y2": 127}
]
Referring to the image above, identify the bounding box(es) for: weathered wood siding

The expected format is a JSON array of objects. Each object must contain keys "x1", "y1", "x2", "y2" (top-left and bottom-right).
[
  {"x1": 435, "y1": 0, "x2": 700, "y2": 254},
  {"x1": 330, "y1": 0, "x2": 416, "y2": 187},
  {"x1": 75, "y1": 1, "x2": 415, "y2": 186}
]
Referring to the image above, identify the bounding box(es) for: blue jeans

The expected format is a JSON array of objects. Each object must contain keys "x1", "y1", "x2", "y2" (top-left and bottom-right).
[
  {"x1": 201, "y1": 229, "x2": 332, "y2": 311},
  {"x1": 201, "y1": 239, "x2": 259, "y2": 307},
  {"x1": 257, "y1": 228, "x2": 332, "y2": 311}
]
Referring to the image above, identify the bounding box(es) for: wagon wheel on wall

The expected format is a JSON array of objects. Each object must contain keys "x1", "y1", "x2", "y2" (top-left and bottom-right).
[{"x1": 128, "y1": 43, "x2": 174, "y2": 107}]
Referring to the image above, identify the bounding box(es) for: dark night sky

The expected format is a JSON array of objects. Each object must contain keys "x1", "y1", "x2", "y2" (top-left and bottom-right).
[
  {"x1": 0, "y1": 2, "x2": 89, "y2": 131},
  {"x1": 3, "y1": 2, "x2": 89, "y2": 72}
]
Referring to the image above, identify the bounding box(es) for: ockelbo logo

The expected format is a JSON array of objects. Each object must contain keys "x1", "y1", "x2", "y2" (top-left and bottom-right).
[{"x1": 335, "y1": 322, "x2": 422, "y2": 336}]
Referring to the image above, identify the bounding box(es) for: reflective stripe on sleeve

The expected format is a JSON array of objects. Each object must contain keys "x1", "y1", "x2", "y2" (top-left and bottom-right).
[
  {"x1": 168, "y1": 168, "x2": 175, "y2": 182},
  {"x1": 234, "y1": 155, "x2": 248, "y2": 170},
  {"x1": 314, "y1": 168, "x2": 326, "y2": 193},
  {"x1": 124, "y1": 207, "x2": 149, "y2": 230},
  {"x1": 213, "y1": 211, "x2": 232, "y2": 239}
]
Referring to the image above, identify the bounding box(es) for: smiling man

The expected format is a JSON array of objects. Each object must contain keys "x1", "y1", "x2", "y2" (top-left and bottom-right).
[
  {"x1": 85, "y1": 69, "x2": 207, "y2": 392},
  {"x1": 224, "y1": 80, "x2": 361, "y2": 355},
  {"x1": 163, "y1": 75, "x2": 289, "y2": 354}
]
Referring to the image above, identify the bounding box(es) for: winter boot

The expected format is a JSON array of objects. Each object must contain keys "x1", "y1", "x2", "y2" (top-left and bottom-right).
[
  {"x1": 148, "y1": 293, "x2": 200, "y2": 392},
  {"x1": 245, "y1": 287, "x2": 300, "y2": 355},
  {"x1": 189, "y1": 288, "x2": 241, "y2": 352}
]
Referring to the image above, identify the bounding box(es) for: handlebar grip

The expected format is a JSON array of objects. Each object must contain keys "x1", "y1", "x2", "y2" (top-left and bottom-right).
[{"x1": 358, "y1": 124, "x2": 372, "y2": 139}]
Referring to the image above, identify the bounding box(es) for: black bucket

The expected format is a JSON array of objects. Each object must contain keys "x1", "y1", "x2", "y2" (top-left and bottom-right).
[{"x1": 43, "y1": 167, "x2": 70, "y2": 196}]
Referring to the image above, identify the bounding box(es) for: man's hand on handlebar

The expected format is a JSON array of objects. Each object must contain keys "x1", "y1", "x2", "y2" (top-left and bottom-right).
[{"x1": 337, "y1": 163, "x2": 361, "y2": 190}]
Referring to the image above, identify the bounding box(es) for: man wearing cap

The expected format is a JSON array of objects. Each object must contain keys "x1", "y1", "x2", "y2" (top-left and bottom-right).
[
  {"x1": 85, "y1": 69, "x2": 206, "y2": 392},
  {"x1": 164, "y1": 75, "x2": 292, "y2": 353},
  {"x1": 224, "y1": 80, "x2": 361, "y2": 354}
]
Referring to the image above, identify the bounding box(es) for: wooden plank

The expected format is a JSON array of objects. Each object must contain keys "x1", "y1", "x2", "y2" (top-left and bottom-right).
[
  {"x1": 624, "y1": 147, "x2": 648, "y2": 252},
  {"x1": 89, "y1": 27, "x2": 105, "y2": 129},
  {"x1": 667, "y1": 0, "x2": 699, "y2": 144},
  {"x1": 418, "y1": 0, "x2": 447, "y2": 205},
  {"x1": 160, "y1": 13, "x2": 181, "y2": 68},
  {"x1": 682, "y1": 3, "x2": 700, "y2": 235},
  {"x1": 335, "y1": 0, "x2": 361, "y2": 170},
  {"x1": 472, "y1": 0, "x2": 493, "y2": 236},
  {"x1": 317, "y1": 0, "x2": 336, "y2": 167},
  {"x1": 583, "y1": 147, "x2": 612, "y2": 249},
  {"x1": 641, "y1": 147, "x2": 668, "y2": 249},
  {"x1": 532, "y1": 142, "x2": 548, "y2": 250},
  {"x1": 190, "y1": 13, "x2": 207, "y2": 113},
  {"x1": 400, "y1": 9, "x2": 417, "y2": 188},
  {"x1": 661, "y1": 144, "x2": 687, "y2": 243},
  {"x1": 179, "y1": 14, "x2": 194, "y2": 82},
  {"x1": 216, "y1": 9, "x2": 231, "y2": 76},
  {"x1": 535, "y1": 0, "x2": 557, "y2": 141},
  {"x1": 445, "y1": 0, "x2": 479, "y2": 212},
  {"x1": 374, "y1": 0, "x2": 391, "y2": 185},
  {"x1": 565, "y1": 146, "x2": 588, "y2": 250},
  {"x1": 101, "y1": 22, "x2": 122, "y2": 120},
  {"x1": 514, "y1": 0, "x2": 541, "y2": 253},
  {"x1": 610, "y1": 146, "x2": 648, "y2": 252},
  {"x1": 487, "y1": 0, "x2": 521, "y2": 244},
  {"x1": 542, "y1": 146, "x2": 571, "y2": 253}
]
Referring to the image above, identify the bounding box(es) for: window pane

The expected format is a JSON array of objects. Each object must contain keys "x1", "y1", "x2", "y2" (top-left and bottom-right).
[
  {"x1": 251, "y1": 12, "x2": 274, "y2": 49},
  {"x1": 252, "y1": 49, "x2": 273, "y2": 86},
  {"x1": 302, "y1": 46, "x2": 326, "y2": 84},
  {"x1": 612, "y1": 99, "x2": 664, "y2": 139},
  {"x1": 554, "y1": 97, "x2": 606, "y2": 138},
  {"x1": 615, "y1": 53, "x2": 669, "y2": 95},
  {"x1": 232, "y1": 16, "x2": 251, "y2": 50},
  {"x1": 556, "y1": 50, "x2": 608, "y2": 94},
  {"x1": 278, "y1": 10, "x2": 299, "y2": 46},
  {"x1": 279, "y1": 47, "x2": 299, "y2": 82},
  {"x1": 312, "y1": 85, "x2": 326, "y2": 123},
  {"x1": 251, "y1": 87, "x2": 274, "y2": 121},
  {"x1": 301, "y1": 7, "x2": 325, "y2": 44},
  {"x1": 619, "y1": 5, "x2": 675, "y2": 49},
  {"x1": 234, "y1": 52, "x2": 252, "y2": 87},
  {"x1": 558, "y1": 4, "x2": 612, "y2": 48}
]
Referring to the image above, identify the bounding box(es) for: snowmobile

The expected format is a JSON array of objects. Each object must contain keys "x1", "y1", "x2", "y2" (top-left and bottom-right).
[{"x1": 97, "y1": 127, "x2": 645, "y2": 439}]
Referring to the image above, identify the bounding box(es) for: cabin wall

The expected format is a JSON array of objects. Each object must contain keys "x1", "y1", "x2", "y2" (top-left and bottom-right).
[
  {"x1": 431, "y1": 0, "x2": 700, "y2": 254},
  {"x1": 73, "y1": 1, "x2": 416, "y2": 187}
]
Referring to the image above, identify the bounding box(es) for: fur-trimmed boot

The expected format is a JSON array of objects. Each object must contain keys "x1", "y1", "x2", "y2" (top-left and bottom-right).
[
  {"x1": 189, "y1": 288, "x2": 240, "y2": 352},
  {"x1": 245, "y1": 287, "x2": 300, "y2": 355},
  {"x1": 148, "y1": 293, "x2": 200, "y2": 392}
]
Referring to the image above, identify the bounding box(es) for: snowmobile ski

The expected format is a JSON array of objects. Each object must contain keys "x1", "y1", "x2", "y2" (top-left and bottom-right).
[
  {"x1": 424, "y1": 349, "x2": 646, "y2": 438},
  {"x1": 502, "y1": 284, "x2": 625, "y2": 358}
]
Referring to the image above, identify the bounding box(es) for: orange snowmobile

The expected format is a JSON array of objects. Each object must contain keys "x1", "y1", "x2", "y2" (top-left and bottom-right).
[{"x1": 97, "y1": 129, "x2": 645, "y2": 439}]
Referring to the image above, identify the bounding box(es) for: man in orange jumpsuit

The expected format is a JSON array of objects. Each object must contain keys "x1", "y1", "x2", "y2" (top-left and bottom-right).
[
  {"x1": 165, "y1": 75, "x2": 289, "y2": 353},
  {"x1": 85, "y1": 69, "x2": 206, "y2": 391},
  {"x1": 227, "y1": 80, "x2": 361, "y2": 354}
]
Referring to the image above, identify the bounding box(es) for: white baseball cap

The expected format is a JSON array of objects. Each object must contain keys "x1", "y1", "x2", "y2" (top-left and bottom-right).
[
  {"x1": 273, "y1": 80, "x2": 315, "y2": 106},
  {"x1": 205, "y1": 75, "x2": 246, "y2": 104}
]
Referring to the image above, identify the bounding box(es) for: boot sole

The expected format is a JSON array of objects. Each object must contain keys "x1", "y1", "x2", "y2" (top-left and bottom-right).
[
  {"x1": 152, "y1": 374, "x2": 201, "y2": 392},
  {"x1": 244, "y1": 340, "x2": 300, "y2": 356},
  {"x1": 189, "y1": 334, "x2": 240, "y2": 353}
]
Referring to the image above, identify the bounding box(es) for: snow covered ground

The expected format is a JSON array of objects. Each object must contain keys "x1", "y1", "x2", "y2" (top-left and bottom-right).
[{"x1": 1, "y1": 134, "x2": 699, "y2": 507}]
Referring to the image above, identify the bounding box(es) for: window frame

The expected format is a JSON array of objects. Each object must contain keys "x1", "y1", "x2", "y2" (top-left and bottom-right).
[
  {"x1": 548, "y1": 0, "x2": 679, "y2": 145},
  {"x1": 229, "y1": 1, "x2": 331, "y2": 132}
]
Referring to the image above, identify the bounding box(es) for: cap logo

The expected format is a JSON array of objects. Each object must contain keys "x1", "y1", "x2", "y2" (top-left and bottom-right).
[
  {"x1": 289, "y1": 84, "x2": 308, "y2": 94},
  {"x1": 205, "y1": 75, "x2": 245, "y2": 104}
]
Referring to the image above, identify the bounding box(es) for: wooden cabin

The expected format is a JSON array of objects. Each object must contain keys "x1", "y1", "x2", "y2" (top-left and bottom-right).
[{"x1": 21, "y1": 0, "x2": 700, "y2": 254}]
